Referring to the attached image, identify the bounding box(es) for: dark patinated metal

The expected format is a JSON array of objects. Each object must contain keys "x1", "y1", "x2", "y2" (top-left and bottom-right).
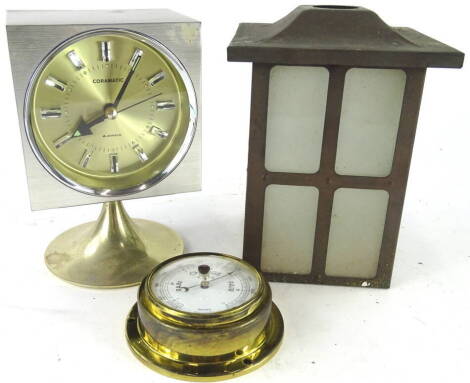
[
  {"x1": 227, "y1": 5, "x2": 464, "y2": 288},
  {"x1": 228, "y1": 5, "x2": 463, "y2": 68}
]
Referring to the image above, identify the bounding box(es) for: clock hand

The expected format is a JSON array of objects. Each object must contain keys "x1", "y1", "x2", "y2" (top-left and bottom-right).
[
  {"x1": 113, "y1": 49, "x2": 143, "y2": 108},
  {"x1": 74, "y1": 115, "x2": 107, "y2": 137},
  {"x1": 78, "y1": 92, "x2": 162, "y2": 135},
  {"x1": 182, "y1": 271, "x2": 237, "y2": 291},
  {"x1": 117, "y1": 92, "x2": 162, "y2": 114},
  {"x1": 59, "y1": 91, "x2": 162, "y2": 146},
  {"x1": 55, "y1": 115, "x2": 106, "y2": 148}
]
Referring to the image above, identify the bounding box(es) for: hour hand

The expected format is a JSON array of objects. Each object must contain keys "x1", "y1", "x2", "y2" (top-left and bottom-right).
[
  {"x1": 75, "y1": 115, "x2": 106, "y2": 137},
  {"x1": 54, "y1": 115, "x2": 106, "y2": 149},
  {"x1": 75, "y1": 118, "x2": 93, "y2": 137},
  {"x1": 54, "y1": 119, "x2": 93, "y2": 148}
]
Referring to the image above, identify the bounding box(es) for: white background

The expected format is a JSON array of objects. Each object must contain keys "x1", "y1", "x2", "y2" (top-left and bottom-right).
[{"x1": 1, "y1": 1, "x2": 469, "y2": 382}]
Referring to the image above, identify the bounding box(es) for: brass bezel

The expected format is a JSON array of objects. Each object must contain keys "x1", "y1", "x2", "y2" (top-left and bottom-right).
[
  {"x1": 126, "y1": 252, "x2": 284, "y2": 381},
  {"x1": 142, "y1": 252, "x2": 268, "y2": 327}
]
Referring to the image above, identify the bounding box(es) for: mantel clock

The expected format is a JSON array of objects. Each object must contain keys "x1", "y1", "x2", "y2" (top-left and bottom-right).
[{"x1": 7, "y1": 9, "x2": 201, "y2": 288}]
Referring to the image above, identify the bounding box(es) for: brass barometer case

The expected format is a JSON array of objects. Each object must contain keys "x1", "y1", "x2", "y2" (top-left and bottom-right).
[{"x1": 126, "y1": 253, "x2": 284, "y2": 381}]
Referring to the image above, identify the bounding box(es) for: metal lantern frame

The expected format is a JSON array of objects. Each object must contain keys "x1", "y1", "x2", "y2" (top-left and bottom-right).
[{"x1": 227, "y1": 5, "x2": 464, "y2": 288}]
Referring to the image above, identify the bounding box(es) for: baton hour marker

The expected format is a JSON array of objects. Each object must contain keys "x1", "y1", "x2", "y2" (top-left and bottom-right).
[
  {"x1": 133, "y1": 144, "x2": 148, "y2": 162},
  {"x1": 149, "y1": 125, "x2": 169, "y2": 139},
  {"x1": 45, "y1": 76, "x2": 67, "y2": 92},
  {"x1": 156, "y1": 101, "x2": 175, "y2": 110},
  {"x1": 148, "y1": 71, "x2": 165, "y2": 86},
  {"x1": 67, "y1": 50, "x2": 85, "y2": 70},
  {"x1": 101, "y1": 41, "x2": 112, "y2": 62},
  {"x1": 54, "y1": 132, "x2": 72, "y2": 149},
  {"x1": 41, "y1": 108, "x2": 62, "y2": 119},
  {"x1": 79, "y1": 150, "x2": 92, "y2": 168},
  {"x1": 110, "y1": 154, "x2": 119, "y2": 173}
]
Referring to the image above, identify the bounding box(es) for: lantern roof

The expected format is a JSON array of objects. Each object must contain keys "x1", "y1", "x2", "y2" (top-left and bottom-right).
[{"x1": 227, "y1": 5, "x2": 464, "y2": 68}]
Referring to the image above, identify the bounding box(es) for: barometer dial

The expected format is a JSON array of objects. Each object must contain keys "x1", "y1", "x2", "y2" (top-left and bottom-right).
[{"x1": 151, "y1": 254, "x2": 260, "y2": 313}]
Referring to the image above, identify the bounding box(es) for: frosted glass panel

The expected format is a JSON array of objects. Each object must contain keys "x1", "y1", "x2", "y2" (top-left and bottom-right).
[
  {"x1": 265, "y1": 66, "x2": 329, "y2": 173},
  {"x1": 335, "y1": 68, "x2": 406, "y2": 177},
  {"x1": 325, "y1": 188, "x2": 389, "y2": 278},
  {"x1": 261, "y1": 185, "x2": 319, "y2": 274}
]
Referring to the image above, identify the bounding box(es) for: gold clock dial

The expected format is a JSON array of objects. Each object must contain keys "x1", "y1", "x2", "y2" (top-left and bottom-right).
[{"x1": 25, "y1": 29, "x2": 196, "y2": 195}]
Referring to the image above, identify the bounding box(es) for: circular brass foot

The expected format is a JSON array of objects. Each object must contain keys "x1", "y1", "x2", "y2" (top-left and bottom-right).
[
  {"x1": 44, "y1": 202, "x2": 184, "y2": 288},
  {"x1": 125, "y1": 303, "x2": 284, "y2": 381}
]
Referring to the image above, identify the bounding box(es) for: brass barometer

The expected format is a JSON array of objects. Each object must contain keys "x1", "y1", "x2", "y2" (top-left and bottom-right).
[
  {"x1": 7, "y1": 10, "x2": 201, "y2": 288},
  {"x1": 126, "y1": 253, "x2": 284, "y2": 381}
]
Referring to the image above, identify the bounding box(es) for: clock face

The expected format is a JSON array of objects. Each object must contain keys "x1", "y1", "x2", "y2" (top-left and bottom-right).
[{"x1": 25, "y1": 29, "x2": 197, "y2": 196}]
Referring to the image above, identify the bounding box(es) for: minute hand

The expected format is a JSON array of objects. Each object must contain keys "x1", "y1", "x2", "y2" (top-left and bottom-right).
[
  {"x1": 113, "y1": 49, "x2": 142, "y2": 108},
  {"x1": 71, "y1": 92, "x2": 162, "y2": 139}
]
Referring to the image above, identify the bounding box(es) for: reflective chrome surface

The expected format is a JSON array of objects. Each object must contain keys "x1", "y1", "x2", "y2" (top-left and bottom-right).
[
  {"x1": 23, "y1": 28, "x2": 198, "y2": 198},
  {"x1": 7, "y1": 9, "x2": 201, "y2": 210}
]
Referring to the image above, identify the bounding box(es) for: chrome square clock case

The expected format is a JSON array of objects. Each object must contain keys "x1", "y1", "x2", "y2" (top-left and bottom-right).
[{"x1": 7, "y1": 9, "x2": 201, "y2": 210}]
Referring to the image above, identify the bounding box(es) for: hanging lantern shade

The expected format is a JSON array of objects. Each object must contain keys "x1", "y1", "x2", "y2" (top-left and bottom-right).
[{"x1": 227, "y1": 5, "x2": 464, "y2": 288}]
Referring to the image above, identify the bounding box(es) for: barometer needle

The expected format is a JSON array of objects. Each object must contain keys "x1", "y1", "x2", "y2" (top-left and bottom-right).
[{"x1": 182, "y1": 270, "x2": 237, "y2": 291}]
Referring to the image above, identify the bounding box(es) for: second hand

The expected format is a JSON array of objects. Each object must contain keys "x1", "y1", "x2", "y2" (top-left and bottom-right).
[
  {"x1": 63, "y1": 92, "x2": 163, "y2": 144},
  {"x1": 118, "y1": 92, "x2": 162, "y2": 114}
]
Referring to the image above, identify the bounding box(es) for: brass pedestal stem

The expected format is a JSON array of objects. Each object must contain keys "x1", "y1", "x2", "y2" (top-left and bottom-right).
[{"x1": 45, "y1": 201, "x2": 184, "y2": 288}]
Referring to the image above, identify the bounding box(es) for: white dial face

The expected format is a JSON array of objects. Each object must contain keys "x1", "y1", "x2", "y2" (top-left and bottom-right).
[{"x1": 150, "y1": 255, "x2": 260, "y2": 314}]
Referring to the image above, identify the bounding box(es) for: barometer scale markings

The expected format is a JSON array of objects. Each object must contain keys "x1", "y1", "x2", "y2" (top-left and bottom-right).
[
  {"x1": 45, "y1": 76, "x2": 67, "y2": 92},
  {"x1": 67, "y1": 50, "x2": 85, "y2": 70}
]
